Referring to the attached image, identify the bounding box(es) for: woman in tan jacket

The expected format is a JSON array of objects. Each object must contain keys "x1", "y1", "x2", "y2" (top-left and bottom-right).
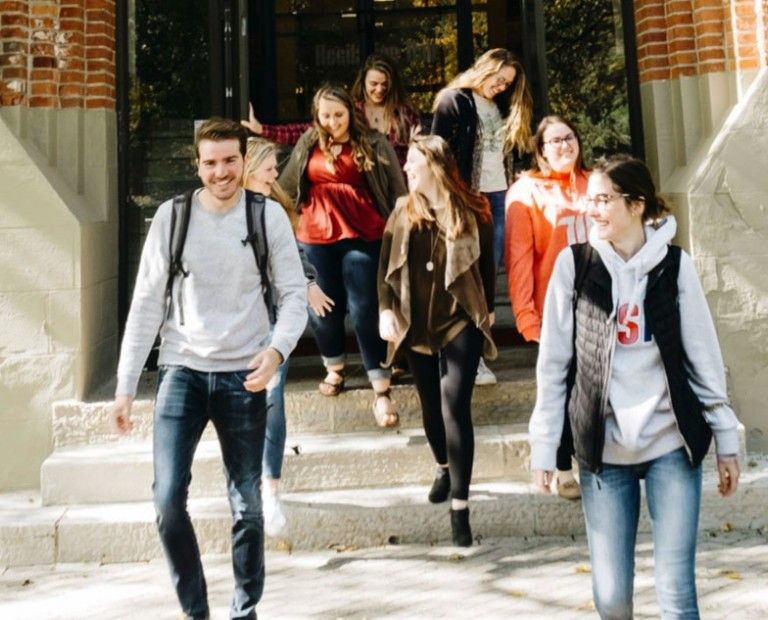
[{"x1": 378, "y1": 135, "x2": 496, "y2": 546}]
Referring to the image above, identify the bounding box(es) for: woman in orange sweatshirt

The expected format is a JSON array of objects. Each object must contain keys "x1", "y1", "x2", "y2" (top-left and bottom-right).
[{"x1": 504, "y1": 115, "x2": 589, "y2": 499}]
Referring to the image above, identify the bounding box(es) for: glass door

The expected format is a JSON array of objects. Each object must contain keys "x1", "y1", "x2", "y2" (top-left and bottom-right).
[{"x1": 120, "y1": 0, "x2": 248, "y2": 339}]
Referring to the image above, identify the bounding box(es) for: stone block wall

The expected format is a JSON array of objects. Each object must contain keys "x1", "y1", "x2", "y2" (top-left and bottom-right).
[
  {"x1": 0, "y1": 0, "x2": 118, "y2": 490},
  {"x1": 634, "y1": 0, "x2": 768, "y2": 451}
]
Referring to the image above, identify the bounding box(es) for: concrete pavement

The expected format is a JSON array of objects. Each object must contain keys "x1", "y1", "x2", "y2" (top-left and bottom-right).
[{"x1": 1, "y1": 528, "x2": 766, "y2": 619}]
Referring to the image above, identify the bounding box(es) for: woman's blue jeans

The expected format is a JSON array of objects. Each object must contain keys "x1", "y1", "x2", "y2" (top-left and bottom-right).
[
  {"x1": 483, "y1": 190, "x2": 506, "y2": 269},
  {"x1": 153, "y1": 365, "x2": 267, "y2": 620},
  {"x1": 299, "y1": 238, "x2": 389, "y2": 381},
  {"x1": 580, "y1": 447, "x2": 702, "y2": 620},
  {"x1": 263, "y1": 359, "x2": 289, "y2": 480}
]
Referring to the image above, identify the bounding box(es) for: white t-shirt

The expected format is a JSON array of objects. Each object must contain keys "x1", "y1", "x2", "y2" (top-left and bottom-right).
[{"x1": 473, "y1": 93, "x2": 507, "y2": 192}]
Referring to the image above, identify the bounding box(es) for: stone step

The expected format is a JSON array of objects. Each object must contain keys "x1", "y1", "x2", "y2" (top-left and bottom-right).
[
  {"x1": 40, "y1": 424, "x2": 532, "y2": 505},
  {"x1": 5, "y1": 460, "x2": 768, "y2": 567},
  {"x1": 53, "y1": 349, "x2": 538, "y2": 448}
]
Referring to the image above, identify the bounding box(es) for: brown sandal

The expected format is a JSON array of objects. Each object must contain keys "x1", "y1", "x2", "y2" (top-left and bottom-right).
[
  {"x1": 372, "y1": 388, "x2": 399, "y2": 428},
  {"x1": 318, "y1": 369, "x2": 345, "y2": 397}
]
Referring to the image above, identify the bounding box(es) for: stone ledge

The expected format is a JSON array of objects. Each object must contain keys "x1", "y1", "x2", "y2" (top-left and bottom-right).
[
  {"x1": 51, "y1": 370, "x2": 537, "y2": 447},
  {"x1": 4, "y1": 461, "x2": 768, "y2": 567},
  {"x1": 40, "y1": 424, "x2": 533, "y2": 505}
]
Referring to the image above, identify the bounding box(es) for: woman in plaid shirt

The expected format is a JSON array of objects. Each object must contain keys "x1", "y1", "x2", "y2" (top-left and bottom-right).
[{"x1": 242, "y1": 54, "x2": 420, "y2": 170}]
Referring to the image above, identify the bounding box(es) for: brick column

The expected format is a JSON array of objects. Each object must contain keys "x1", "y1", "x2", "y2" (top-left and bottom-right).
[
  {"x1": 0, "y1": 0, "x2": 115, "y2": 109},
  {"x1": 635, "y1": 0, "x2": 766, "y2": 86},
  {"x1": 0, "y1": 0, "x2": 29, "y2": 105},
  {"x1": 59, "y1": 0, "x2": 86, "y2": 108},
  {"x1": 84, "y1": 0, "x2": 115, "y2": 109}
]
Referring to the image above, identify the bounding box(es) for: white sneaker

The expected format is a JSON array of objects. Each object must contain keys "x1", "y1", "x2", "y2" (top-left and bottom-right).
[
  {"x1": 262, "y1": 491, "x2": 287, "y2": 538},
  {"x1": 475, "y1": 357, "x2": 497, "y2": 386}
]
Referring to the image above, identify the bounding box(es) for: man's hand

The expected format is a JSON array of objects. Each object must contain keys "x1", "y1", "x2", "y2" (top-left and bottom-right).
[
  {"x1": 379, "y1": 309, "x2": 401, "y2": 342},
  {"x1": 111, "y1": 395, "x2": 135, "y2": 435},
  {"x1": 240, "y1": 102, "x2": 263, "y2": 135},
  {"x1": 717, "y1": 455, "x2": 740, "y2": 497},
  {"x1": 244, "y1": 348, "x2": 282, "y2": 392},
  {"x1": 531, "y1": 469, "x2": 553, "y2": 494},
  {"x1": 308, "y1": 282, "x2": 334, "y2": 318}
]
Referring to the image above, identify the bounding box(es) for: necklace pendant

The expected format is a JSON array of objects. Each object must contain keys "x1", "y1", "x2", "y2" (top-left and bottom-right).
[{"x1": 426, "y1": 261, "x2": 434, "y2": 272}]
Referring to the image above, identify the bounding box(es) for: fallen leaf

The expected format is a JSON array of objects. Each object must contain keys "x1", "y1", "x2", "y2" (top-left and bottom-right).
[
  {"x1": 275, "y1": 540, "x2": 293, "y2": 553},
  {"x1": 329, "y1": 544, "x2": 359, "y2": 553},
  {"x1": 578, "y1": 600, "x2": 595, "y2": 610},
  {"x1": 22, "y1": 579, "x2": 32, "y2": 586},
  {"x1": 508, "y1": 590, "x2": 527, "y2": 598},
  {"x1": 574, "y1": 564, "x2": 592, "y2": 574},
  {"x1": 291, "y1": 445, "x2": 301, "y2": 455},
  {"x1": 721, "y1": 522, "x2": 733, "y2": 533},
  {"x1": 719, "y1": 569, "x2": 742, "y2": 581},
  {"x1": 446, "y1": 553, "x2": 464, "y2": 562}
]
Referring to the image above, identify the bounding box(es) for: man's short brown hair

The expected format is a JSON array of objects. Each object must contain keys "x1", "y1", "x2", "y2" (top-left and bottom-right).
[{"x1": 194, "y1": 117, "x2": 249, "y2": 159}]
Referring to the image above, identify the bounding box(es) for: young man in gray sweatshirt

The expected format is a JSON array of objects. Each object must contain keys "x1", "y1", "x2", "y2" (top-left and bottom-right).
[{"x1": 110, "y1": 118, "x2": 307, "y2": 620}]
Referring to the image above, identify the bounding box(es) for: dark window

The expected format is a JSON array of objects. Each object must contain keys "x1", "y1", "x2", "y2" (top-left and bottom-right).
[{"x1": 543, "y1": 0, "x2": 634, "y2": 161}]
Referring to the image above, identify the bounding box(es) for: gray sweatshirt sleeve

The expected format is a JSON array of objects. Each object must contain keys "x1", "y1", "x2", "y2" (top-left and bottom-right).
[
  {"x1": 678, "y1": 252, "x2": 741, "y2": 456},
  {"x1": 115, "y1": 200, "x2": 173, "y2": 397},
  {"x1": 529, "y1": 248, "x2": 576, "y2": 472},
  {"x1": 264, "y1": 201, "x2": 308, "y2": 360}
]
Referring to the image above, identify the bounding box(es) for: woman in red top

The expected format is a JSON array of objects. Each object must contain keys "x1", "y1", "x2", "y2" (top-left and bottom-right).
[
  {"x1": 242, "y1": 54, "x2": 420, "y2": 170},
  {"x1": 505, "y1": 115, "x2": 590, "y2": 499},
  {"x1": 280, "y1": 83, "x2": 407, "y2": 427}
]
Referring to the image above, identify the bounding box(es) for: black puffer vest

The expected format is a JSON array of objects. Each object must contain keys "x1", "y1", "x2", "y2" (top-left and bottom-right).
[{"x1": 566, "y1": 243, "x2": 713, "y2": 473}]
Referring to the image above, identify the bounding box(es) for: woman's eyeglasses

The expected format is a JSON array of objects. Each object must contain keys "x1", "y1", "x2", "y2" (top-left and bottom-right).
[
  {"x1": 543, "y1": 134, "x2": 577, "y2": 147},
  {"x1": 490, "y1": 74, "x2": 514, "y2": 89},
  {"x1": 579, "y1": 194, "x2": 632, "y2": 209}
]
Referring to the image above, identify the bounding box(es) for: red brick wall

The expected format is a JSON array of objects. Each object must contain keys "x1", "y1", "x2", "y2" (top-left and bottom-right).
[
  {"x1": 634, "y1": 0, "x2": 765, "y2": 84},
  {"x1": 0, "y1": 0, "x2": 115, "y2": 108}
]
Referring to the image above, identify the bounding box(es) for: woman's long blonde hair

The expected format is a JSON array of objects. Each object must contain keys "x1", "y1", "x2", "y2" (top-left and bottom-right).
[
  {"x1": 243, "y1": 137, "x2": 298, "y2": 231},
  {"x1": 404, "y1": 135, "x2": 490, "y2": 240},
  {"x1": 350, "y1": 53, "x2": 414, "y2": 145},
  {"x1": 433, "y1": 48, "x2": 533, "y2": 156},
  {"x1": 312, "y1": 83, "x2": 375, "y2": 173}
]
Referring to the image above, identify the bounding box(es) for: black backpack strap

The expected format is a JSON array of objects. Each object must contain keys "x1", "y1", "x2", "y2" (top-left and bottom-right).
[
  {"x1": 165, "y1": 190, "x2": 193, "y2": 321},
  {"x1": 244, "y1": 190, "x2": 276, "y2": 323},
  {"x1": 571, "y1": 242, "x2": 593, "y2": 304},
  {"x1": 667, "y1": 244, "x2": 682, "y2": 283}
]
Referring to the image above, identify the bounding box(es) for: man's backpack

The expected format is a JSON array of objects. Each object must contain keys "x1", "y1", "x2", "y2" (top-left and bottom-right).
[{"x1": 164, "y1": 189, "x2": 277, "y2": 324}]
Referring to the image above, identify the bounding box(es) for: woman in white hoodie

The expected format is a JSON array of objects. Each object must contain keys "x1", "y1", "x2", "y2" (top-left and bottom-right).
[{"x1": 529, "y1": 155, "x2": 740, "y2": 619}]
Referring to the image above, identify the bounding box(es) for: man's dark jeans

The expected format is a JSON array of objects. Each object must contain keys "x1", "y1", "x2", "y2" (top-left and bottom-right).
[{"x1": 153, "y1": 365, "x2": 267, "y2": 620}]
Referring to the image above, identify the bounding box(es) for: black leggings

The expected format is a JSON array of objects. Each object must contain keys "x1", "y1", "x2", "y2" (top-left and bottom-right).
[{"x1": 404, "y1": 324, "x2": 484, "y2": 501}]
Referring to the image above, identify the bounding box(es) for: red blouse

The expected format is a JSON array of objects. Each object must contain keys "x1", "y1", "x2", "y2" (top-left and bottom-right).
[{"x1": 296, "y1": 144, "x2": 386, "y2": 244}]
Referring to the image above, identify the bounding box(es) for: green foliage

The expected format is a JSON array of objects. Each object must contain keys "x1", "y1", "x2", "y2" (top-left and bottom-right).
[
  {"x1": 544, "y1": 0, "x2": 631, "y2": 163},
  {"x1": 129, "y1": 0, "x2": 211, "y2": 133}
]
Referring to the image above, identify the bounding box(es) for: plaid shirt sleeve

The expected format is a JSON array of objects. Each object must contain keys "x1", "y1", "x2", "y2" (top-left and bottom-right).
[{"x1": 261, "y1": 122, "x2": 312, "y2": 146}]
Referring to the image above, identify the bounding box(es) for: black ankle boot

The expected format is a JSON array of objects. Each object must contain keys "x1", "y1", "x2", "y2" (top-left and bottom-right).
[
  {"x1": 428, "y1": 467, "x2": 450, "y2": 503},
  {"x1": 450, "y1": 508, "x2": 472, "y2": 547}
]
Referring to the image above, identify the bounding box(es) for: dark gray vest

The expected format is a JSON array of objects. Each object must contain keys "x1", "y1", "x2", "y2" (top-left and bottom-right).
[{"x1": 566, "y1": 243, "x2": 712, "y2": 472}]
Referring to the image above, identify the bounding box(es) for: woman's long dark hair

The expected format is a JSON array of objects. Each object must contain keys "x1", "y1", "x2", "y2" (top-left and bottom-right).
[
  {"x1": 530, "y1": 115, "x2": 587, "y2": 176},
  {"x1": 404, "y1": 135, "x2": 491, "y2": 240},
  {"x1": 594, "y1": 155, "x2": 670, "y2": 222},
  {"x1": 350, "y1": 53, "x2": 415, "y2": 144}
]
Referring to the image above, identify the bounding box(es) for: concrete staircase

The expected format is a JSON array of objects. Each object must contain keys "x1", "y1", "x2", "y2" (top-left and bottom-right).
[{"x1": 2, "y1": 346, "x2": 766, "y2": 568}]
